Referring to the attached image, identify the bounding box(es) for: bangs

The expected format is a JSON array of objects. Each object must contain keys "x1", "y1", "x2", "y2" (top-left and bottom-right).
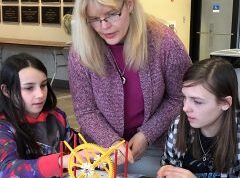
[
  {"x1": 97, "y1": 0, "x2": 121, "y2": 7},
  {"x1": 81, "y1": 0, "x2": 121, "y2": 17},
  {"x1": 183, "y1": 80, "x2": 203, "y2": 88},
  {"x1": 183, "y1": 80, "x2": 216, "y2": 98}
]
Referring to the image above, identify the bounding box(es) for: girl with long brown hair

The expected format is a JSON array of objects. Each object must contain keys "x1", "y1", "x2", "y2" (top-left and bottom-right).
[{"x1": 158, "y1": 57, "x2": 240, "y2": 177}]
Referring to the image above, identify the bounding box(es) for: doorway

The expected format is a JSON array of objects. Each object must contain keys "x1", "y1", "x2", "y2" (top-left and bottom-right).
[{"x1": 189, "y1": 0, "x2": 240, "y2": 62}]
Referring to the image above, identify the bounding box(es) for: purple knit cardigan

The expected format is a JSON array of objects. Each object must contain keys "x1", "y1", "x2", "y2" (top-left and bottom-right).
[{"x1": 68, "y1": 20, "x2": 191, "y2": 148}]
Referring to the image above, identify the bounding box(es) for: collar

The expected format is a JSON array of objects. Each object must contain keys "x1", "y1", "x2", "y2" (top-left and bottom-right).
[{"x1": 25, "y1": 112, "x2": 49, "y2": 124}]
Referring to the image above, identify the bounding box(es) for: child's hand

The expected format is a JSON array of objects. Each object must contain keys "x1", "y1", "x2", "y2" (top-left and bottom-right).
[
  {"x1": 59, "y1": 150, "x2": 97, "y2": 169},
  {"x1": 60, "y1": 154, "x2": 70, "y2": 169},
  {"x1": 157, "y1": 165, "x2": 197, "y2": 178}
]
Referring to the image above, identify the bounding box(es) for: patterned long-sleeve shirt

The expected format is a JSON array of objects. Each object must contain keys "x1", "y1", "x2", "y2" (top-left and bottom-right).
[
  {"x1": 161, "y1": 115, "x2": 240, "y2": 178},
  {"x1": 0, "y1": 108, "x2": 73, "y2": 178}
]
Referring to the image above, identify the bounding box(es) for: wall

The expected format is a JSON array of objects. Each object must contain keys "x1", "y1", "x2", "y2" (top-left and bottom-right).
[
  {"x1": 0, "y1": 0, "x2": 191, "y2": 47},
  {"x1": 0, "y1": 0, "x2": 191, "y2": 81},
  {"x1": 0, "y1": 0, "x2": 72, "y2": 81},
  {"x1": 0, "y1": 0, "x2": 72, "y2": 42},
  {"x1": 139, "y1": 0, "x2": 191, "y2": 51}
]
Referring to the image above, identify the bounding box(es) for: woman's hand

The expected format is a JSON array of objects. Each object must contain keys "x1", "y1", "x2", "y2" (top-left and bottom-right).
[
  {"x1": 128, "y1": 132, "x2": 148, "y2": 161},
  {"x1": 111, "y1": 141, "x2": 134, "y2": 165},
  {"x1": 157, "y1": 165, "x2": 197, "y2": 178}
]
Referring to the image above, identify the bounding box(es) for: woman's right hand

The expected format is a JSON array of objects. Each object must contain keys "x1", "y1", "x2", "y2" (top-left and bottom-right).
[
  {"x1": 111, "y1": 141, "x2": 134, "y2": 165},
  {"x1": 157, "y1": 165, "x2": 197, "y2": 178}
]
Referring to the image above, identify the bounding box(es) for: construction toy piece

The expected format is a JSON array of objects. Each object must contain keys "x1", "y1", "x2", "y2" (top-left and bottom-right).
[{"x1": 63, "y1": 133, "x2": 125, "y2": 178}]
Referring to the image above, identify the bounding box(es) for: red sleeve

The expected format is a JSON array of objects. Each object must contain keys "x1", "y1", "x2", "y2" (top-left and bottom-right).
[{"x1": 37, "y1": 153, "x2": 61, "y2": 177}]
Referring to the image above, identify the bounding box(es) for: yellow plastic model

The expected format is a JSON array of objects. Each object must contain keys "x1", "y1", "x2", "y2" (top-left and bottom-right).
[{"x1": 64, "y1": 133, "x2": 125, "y2": 178}]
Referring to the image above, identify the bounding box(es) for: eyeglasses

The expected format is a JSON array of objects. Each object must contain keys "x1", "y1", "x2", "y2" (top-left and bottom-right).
[{"x1": 87, "y1": 1, "x2": 125, "y2": 28}]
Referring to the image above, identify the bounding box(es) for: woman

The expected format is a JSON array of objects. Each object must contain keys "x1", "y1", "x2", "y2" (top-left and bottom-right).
[
  {"x1": 68, "y1": 0, "x2": 191, "y2": 176},
  {"x1": 158, "y1": 58, "x2": 240, "y2": 177}
]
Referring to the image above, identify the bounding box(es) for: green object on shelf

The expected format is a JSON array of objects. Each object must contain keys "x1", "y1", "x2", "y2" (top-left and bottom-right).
[{"x1": 63, "y1": 14, "x2": 72, "y2": 35}]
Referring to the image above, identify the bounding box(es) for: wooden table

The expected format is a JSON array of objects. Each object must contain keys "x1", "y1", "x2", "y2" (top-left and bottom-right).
[{"x1": 0, "y1": 37, "x2": 71, "y2": 85}]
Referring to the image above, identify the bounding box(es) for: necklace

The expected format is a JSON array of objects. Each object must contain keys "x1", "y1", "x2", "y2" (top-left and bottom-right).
[
  {"x1": 110, "y1": 50, "x2": 127, "y2": 85},
  {"x1": 198, "y1": 133, "x2": 213, "y2": 162}
]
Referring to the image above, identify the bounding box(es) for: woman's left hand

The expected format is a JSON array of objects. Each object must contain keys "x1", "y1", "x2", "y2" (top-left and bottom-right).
[
  {"x1": 157, "y1": 165, "x2": 197, "y2": 178},
  {"x1": 128, "y1": 132, "x2": 148, "y2": 161}
]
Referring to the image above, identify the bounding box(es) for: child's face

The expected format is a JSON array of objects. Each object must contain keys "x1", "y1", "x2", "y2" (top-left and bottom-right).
[
  {"x1": 182, "y1": 83, "x2": 226, "y2": 137},
  {"x1": 19, "y1": 67, "x2": 48, "y2": 118}
]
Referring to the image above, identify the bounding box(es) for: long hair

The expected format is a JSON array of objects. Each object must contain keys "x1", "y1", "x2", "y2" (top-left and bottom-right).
[
  {"x1": 176, "y1": 57, "x2": 239, "y2": 172},
  {"x1": 0, "y1": 53, "x2": 57, "y2": 158},
  {"x1": 71, "y1": 0, "x2": 147, "y2": 75}
]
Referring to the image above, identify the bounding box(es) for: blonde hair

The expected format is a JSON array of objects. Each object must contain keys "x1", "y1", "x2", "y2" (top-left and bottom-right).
[{"x1": 71, "y1": 0, "x2": 147, "y2": 75}]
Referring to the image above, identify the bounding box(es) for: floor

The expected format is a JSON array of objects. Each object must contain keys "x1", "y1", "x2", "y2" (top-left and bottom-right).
[{"x1": 54, "y1": 87, "x2": 79, "y2": 130}]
